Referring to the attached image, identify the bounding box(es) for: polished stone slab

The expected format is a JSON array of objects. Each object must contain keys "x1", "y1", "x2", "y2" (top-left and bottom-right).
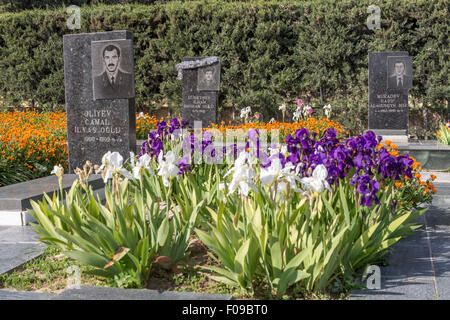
[
  {"x1": 0, "y1": 286, "x2": 233, "y2": 300},
  {"x1": 378, "y1": 135, "x2": 408, "y2": 145},
  {"x1": 368, "y1": 52, "x2": 411, "y2": 132},
  {"x1": 52, "y1": 286, "x2": 233, "y2": 300},
  {"x1": 398, "y1": 141, "x2": 450, "y2": 151},
  {"x1": 0, "y1": 289, "x2": 53, "y2": 300},
  {"x1": 0, "y1": 225, "x2": 41, "y2": 243},
  {"x1": 181, "y1": 57, "x2": 219, "y2": 128},
  {"x1": 0, "y1": 174, "x2": 103, "y2": 212},
  {"x1": 0, "y1": 238, "x2": 46, "y2": 275},
  {"x1": 64, "y1": 31, "x2": 136, "y2": 173}
]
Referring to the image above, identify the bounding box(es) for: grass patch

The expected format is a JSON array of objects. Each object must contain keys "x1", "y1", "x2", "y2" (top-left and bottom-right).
[{"x1": 0, "y1": 246, "x2": 105, "y2": 293}]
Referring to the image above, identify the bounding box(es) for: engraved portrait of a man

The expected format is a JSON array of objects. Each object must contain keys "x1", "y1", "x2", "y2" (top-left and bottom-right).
[
  {"x1": 197, "y1": 64, "x2": 220, "y2": 91},
  {"x1": 92, "y1": 42, "x2": 134, "y2": 100},
  {"x1": 387, "y1": 57, "x2": 412, "y2": 89}
]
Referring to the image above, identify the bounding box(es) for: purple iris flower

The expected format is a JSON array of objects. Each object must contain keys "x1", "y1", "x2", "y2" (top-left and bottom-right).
[
  {"x1": 151, "y1": 138, "x2": 164, "y2": 157},
  {"x1": 332, "y1": 146, "x2": 348, "y2": 162},
  {"x1": 181, "y1": 119, "x2": 189, "y2": 128},
  {"x1": 355, "y1": 174, "x2": 380, "y2": 206},
  {"x1": 157, "y1": 120, "x2": 167, "y2": 132},
  {"x1": 177, "y1": 155, "x2": 191, "y2": 175},
  {"x1": 169, "y1": 118, "x2": 180, "y2": 134},
  {"x1": 295, "y1": 128, "x2": 309, "y2": 140}
]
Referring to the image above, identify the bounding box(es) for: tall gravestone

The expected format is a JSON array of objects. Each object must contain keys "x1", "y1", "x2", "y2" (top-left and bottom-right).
[
  {"x1": 63, "y1": 31, "x2": 136, "y2": 172},
  {"x1": 176, "y1": 57, "x2": 221, "y2": 128},
  {"x1": 368, "y1": 52, "x2": 413, "y2": 143}
]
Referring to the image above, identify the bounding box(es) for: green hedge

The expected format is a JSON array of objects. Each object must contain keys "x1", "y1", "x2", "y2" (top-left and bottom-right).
[
  {"x1": 0, "y1": 1, "x2": 161, "y2": 13},
  {"x1": 0, "y1": 0, "x2": 253, "y2": 13},
  {"x1": 0, "y1": 0, "x2": 448, "y2": 135}
]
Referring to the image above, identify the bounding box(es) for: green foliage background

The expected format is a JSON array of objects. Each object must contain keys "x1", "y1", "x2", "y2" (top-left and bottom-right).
[{"x1": 0, "y1": 0, "x2": 448, "y2": 135}]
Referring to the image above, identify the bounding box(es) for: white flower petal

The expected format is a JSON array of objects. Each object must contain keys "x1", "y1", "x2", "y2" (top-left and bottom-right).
[
  {"x1": 51, "y1": 166, "x2": 58, "y2": 175},
  {"x1": 120, "y1": 169, "x2": 134, "y2": 180},
  {"x1": 139, "y1": 153, "x2": 151, "y2": 167},
  {"x1": 103, "y1": 170, "x2": 113, "y2": 183},
  {"x1": 312, "y1": 164, "x2": 328, "y2": 181},
  {"x1": 239, "y1": 181, "x2": 249, "y2": 196},
  {"x1": 132, "y1": 167, "x2": 141, "y2": 179},
  {"x1": 260, "y1": 171, "x2": 275, "y2": 186},
  {"x1": 110, "y1": 152, "x2": 123, "y2": 169}
]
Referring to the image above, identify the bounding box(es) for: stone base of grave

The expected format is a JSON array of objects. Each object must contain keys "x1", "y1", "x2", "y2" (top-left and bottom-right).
[
  {"x1": 0, "y1": 174, "x2": 105, "y2": 226},
  {"x1": 379, "y1": 135, "x2": 409, "y2": 145},
  {"x1": 369, "y1": 129, "x2": 409, "y2": 145},
  {"x1": 0, "y1": 286, "x2": 233, "y2": 300}
]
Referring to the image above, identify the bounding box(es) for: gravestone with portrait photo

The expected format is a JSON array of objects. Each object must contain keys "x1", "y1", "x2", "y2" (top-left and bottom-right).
[
  {"x1": 176, "y1": 57, "x2": 221, "y2": 128},
  {"x1": 63, "y1": 31, "x2": 136, "y2": 172},
  {"x1": 368, "y1": 52, "x2": 413, "y2": 143}
]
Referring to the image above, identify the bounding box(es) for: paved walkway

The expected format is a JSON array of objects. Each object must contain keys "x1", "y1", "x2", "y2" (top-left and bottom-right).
[{"x1": 351, "y1": 172, "x2": 450, "y2": 300}]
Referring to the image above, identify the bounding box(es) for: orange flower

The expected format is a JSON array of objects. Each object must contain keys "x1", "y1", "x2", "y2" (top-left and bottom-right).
[
  {"x1": 424, "y1": 188, "x2": 430, "y2": 194},
  {"x1": 415, "y1": 173, "x2": 421, "y2": 179},
  {"x1": 432, "y1": 188, "x2": 437, "y2": 194},
  {"x1": 385, "y1": 140, "x2": 392, "y2": 146},
  {"x1": 395, "y1": 182, "x2": 403, "y2": 188},
  {"x1": 430, "y1": 174, "x2": 437, "y2": 181}
]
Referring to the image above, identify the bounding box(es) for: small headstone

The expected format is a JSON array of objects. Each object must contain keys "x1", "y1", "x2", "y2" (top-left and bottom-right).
[
  {"x1": 368, "y1": 52, "x2": 413, "y2": 140},
  {"x1": 63, "y1": 31, "x2": 136, "y2": 172},
  {"x1": 176, "y1": 57, "x2": 221, "y2": 128}
]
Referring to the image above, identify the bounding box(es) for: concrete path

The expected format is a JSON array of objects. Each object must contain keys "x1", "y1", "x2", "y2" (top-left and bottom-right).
[
  {"x1": 0, "y1": 225, "x2": 46, "y2": 275},
  {"x1": 351, "y1": 171, "x2": 450, "y2": 300}
]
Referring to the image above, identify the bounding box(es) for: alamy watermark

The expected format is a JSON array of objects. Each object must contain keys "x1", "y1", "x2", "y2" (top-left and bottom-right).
[
  {"x1": 66, "y1": 265, "x2": 81, "y2": 289},
  {"x1": 164, "y1": 122, "x2": 283, "y2": 167},
  {"x1": 362, "y1": 265, "x2": 381, "y2": 290},
  {"x1": 66, "y1": 5, "x2": 81, "y2": 30},
  {"x1": 366, "y1": 5, "x2": 381, "y2": 30}
]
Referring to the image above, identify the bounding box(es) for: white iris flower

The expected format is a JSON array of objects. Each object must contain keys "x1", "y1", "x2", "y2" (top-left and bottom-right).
[
  {"x1": 157, "y1": 151, "x2": 179, "y2": 187},
  {"x1": 131, "y1": 153, "x2": 154, "y2": 179},
  {"x1": 224, "y1": 151, "x2": 257, "y2": 197},
  {"x1": 97, "y1": 151, "x2": 133, "y2": 183},
  {"x1": 300, "y1": 164, "x2": 331, "y2": 193}
]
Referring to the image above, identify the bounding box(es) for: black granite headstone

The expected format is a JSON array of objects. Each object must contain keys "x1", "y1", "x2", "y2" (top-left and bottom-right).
[
  {"x1": 180, "y1": 57, "x2": 220, "y2": 128},
  {"x1": 368, "y1": 52, "x2": 413, "y2": 134},
  {"x1": 63, "y1": 31, "x2": 136, "y2": 172}
]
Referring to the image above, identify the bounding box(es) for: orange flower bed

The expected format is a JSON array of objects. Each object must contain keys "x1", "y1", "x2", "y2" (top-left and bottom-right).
[
  {"x1": 0, "y1": 110, "x2": 68, "y2": 186},
  {"x1": 209, "y1": 117, "x2": 349, "y2": 139},
  {"x1": 136, "y1": 113, "x2": 159, "y2": 139},
  {"x1": 0, "y1": 110, "x2": 162, "y2": 186}
]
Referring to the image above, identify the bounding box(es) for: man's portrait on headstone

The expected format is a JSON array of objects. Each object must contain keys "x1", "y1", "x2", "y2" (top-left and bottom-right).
[
  {"x1": 387, "y1": 56, "x2": 412, "y2": 90},
  {"x1": 91, "y1": 39, "x2": 135, "y2": 100},
  {"x1": 197, "y1": 63, "x2": 220, "y2": 91}
]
